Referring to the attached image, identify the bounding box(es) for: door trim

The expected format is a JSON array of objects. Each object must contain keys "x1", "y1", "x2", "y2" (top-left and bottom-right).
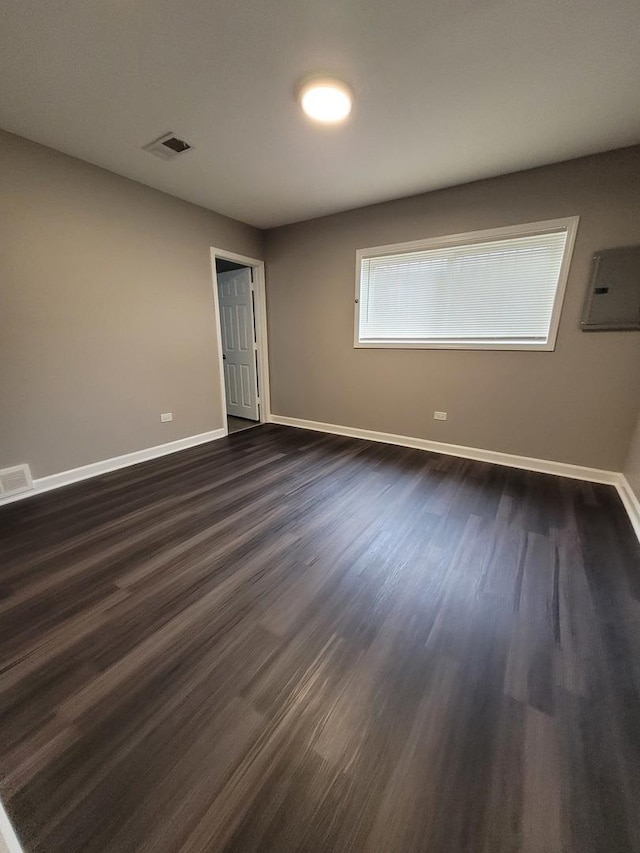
[{"x1": 210, "y1": 248, "x2": 271, "y2": 432}]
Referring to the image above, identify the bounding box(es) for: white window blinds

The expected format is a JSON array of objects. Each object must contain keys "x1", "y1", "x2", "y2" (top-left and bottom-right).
[{"x1": 357, "y1": 222, "x2": 576, "y2": 350}]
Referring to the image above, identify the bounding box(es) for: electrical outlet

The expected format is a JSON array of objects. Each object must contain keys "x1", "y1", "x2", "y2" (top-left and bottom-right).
[
  {"x1": 433, "y1": 411, "x2": 447, "y2": 421},
  {"x1": 160, "y1": 413, "x2": 173, "y2": 423}
]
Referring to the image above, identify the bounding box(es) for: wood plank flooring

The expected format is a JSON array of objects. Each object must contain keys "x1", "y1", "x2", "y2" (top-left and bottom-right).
[
  {"x1": 1, "y1": 424, "x2": 639, "y2": 852},
  {"x1": 226, "y1": 416, "x2": 260, "y2": 435}
]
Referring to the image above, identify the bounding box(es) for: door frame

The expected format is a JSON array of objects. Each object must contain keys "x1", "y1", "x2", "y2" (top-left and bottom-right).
[{"x1": 210, "y1": 248, "x2": 271, "y2": 433}]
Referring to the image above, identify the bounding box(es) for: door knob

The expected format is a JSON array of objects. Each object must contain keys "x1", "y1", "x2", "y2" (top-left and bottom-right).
[{"x1": 222, "y1": 354, "x2": 226, "y2": 359}]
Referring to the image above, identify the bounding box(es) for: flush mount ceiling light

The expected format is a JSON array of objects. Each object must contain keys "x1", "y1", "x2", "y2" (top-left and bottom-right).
[{"x1": 298, "y1": 77, "x2": 353, "y2": 124}]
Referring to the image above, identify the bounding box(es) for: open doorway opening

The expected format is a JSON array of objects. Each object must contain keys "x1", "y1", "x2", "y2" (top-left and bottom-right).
[{"x1": 211, "y1": 248, "x2": 270, "y2": 436}]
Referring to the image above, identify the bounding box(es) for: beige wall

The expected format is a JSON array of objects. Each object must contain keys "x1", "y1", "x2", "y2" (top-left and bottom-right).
[
  {"x1": 625, "y1": 405, "x2": 640, "y2": 501},
  {"x1": 0, "y1": 130, "x2": 262, "y2": 479},
  {"x1": 265, "y1": 146, "x2": 640, "y2": 471},
  {"x1": 3, "y1": 130, "x2": 639, "y2": 481}
]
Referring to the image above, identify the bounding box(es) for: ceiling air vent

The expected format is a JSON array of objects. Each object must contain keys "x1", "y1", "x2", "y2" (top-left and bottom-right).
[
  {"x1": 143, "y1": 132, "x2": 194, "y2": 161},
  {"x1": 0, "y1": 464, "x2": 33, "y2": 497}
]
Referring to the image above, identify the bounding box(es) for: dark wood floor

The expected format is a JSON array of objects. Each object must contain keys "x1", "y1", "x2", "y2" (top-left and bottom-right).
[
  {"x1": 227, "y1": 416, "x2": 260, "y2": 435},
  {"x1": 1, "y1": 424, "x2": 639, "y2": 853}
]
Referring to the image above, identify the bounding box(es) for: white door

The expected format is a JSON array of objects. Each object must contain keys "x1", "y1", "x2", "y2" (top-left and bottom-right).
[{"x1": 217, "y1": 268, "x2": 260, "y2": 420}]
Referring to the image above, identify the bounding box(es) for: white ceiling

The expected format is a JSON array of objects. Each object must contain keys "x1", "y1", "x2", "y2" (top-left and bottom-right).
[{"x1": 1, "y1": 0, "x2": 640, "y2": 229}]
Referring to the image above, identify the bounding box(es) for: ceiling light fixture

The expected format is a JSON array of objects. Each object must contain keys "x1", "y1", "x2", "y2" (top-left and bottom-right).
[{"x1": 298, "y1": 77, "x2": 353, "y2": 124}]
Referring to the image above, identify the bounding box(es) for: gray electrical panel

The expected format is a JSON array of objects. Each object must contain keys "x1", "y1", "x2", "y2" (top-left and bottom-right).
[{"x1": 581, "y1": 246, "x2": 640, "y2": 331}]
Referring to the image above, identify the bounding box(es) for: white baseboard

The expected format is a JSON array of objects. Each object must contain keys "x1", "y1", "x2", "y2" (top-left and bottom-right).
[
  {"x1": 616, "y1": 475, "x2": 640, "y2": 544},
  {"x1": 2, "y1": 415, "x2": 638, "y2": 546},
  {"x1": 270, "y1": 414, "x2": 620, "y2": 484},
  {"x1": 0, "y1": 798, "x2": 23, "y2": 853},
  {"x1": 0, "y1": 428, "x2": 227, "y2": 508},
  {"x1": 271, "y1": 414, "x2": 640, "y2": 543}
]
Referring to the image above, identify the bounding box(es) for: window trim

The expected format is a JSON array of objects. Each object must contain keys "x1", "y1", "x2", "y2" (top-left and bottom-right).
[{"x1": 353, "y1": 216, "x2": 580, "y2": 351}]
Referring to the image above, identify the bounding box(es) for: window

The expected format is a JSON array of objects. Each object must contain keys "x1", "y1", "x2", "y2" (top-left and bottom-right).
[{"x1": 355, "y1": 218, "x2": 579, "y2": 351}]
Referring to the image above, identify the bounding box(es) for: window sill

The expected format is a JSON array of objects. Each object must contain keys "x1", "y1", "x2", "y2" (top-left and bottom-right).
[{"x1": 354, "y1": 340, "x2": 555, "y2": 351}]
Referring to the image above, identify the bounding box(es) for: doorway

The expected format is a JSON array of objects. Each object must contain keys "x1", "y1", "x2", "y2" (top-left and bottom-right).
[{"x1": 211, "y1": 248, "x2": 270, "y2": 436}]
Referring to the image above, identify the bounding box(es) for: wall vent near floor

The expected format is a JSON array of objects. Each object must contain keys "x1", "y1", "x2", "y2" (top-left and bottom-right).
[
  {"x1": 0, "y1": 464, "x2": 34, "y2": 497},
  {"x1": 143, "y1": 132, "x2": 194, "y2": 161}
]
